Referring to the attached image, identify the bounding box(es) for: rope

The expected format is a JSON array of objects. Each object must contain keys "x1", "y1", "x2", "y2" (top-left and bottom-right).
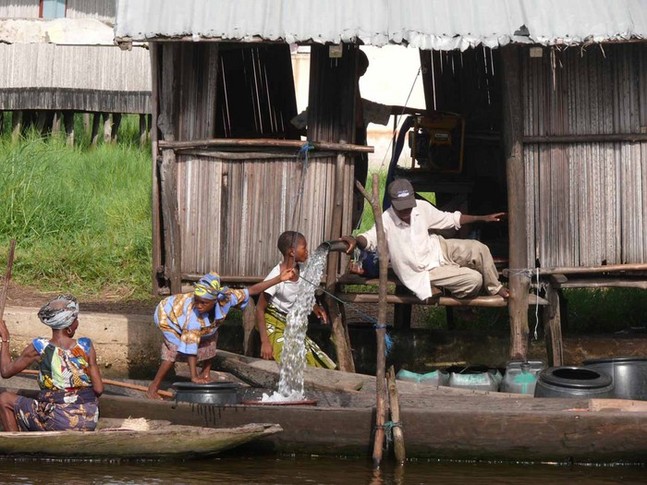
[
  {"x1": 378, "y1": 420, "x2": 403, "y2": 446},
  {"x1": 289, "y1": 141, "x2": 315, "y2": 228}
]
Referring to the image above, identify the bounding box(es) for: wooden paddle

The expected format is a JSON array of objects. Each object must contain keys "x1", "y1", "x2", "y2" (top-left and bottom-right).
[{"x1": 19, "y1": 369, "x2": 174, "y2": 399}]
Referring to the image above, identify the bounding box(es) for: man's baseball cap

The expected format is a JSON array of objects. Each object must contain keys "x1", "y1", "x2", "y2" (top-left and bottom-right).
[{"x1": 388, "y1": 179, "x2": 416, "y2": 211}]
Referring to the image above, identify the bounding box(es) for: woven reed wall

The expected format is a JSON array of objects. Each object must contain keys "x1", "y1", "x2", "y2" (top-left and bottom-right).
[{"x1": 523, "y1": 44, "x2": 647, "y2": 268}]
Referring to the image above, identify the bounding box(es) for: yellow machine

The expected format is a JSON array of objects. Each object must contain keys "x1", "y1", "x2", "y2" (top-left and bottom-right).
[{"x1": 408, "y1": 113, "x2": 465, "y2": 173}]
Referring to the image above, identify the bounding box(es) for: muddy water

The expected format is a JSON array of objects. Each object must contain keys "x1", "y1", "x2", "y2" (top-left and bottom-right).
[{"x1": 0, "y1": 455, "x2": 644, "y2": 484}]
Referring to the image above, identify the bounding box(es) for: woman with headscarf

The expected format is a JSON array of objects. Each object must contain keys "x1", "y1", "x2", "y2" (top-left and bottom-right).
[
  {"x1": 0, "y1": 295, "x2": 104, "y2": 432},
  {"x1": 146, "y1": 269, "x2": 295, "y2": 399}
]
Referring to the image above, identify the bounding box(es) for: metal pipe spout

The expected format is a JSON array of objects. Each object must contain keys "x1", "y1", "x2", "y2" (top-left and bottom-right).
[{"x1": 318, "y1": 240, "x2": 351, "y2": 253}]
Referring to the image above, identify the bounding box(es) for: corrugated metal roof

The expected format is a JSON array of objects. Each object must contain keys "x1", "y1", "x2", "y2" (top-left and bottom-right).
[{"x1": 114, "y1": 0, "x2": 647, "y2": 50}]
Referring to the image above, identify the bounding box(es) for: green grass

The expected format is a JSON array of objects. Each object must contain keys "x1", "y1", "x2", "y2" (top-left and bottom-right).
[{"x1": 0, "y1": 117, "x2": 152, "y2": 300}]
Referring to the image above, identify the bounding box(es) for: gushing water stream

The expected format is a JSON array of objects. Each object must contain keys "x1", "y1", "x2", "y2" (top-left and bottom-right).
[{"x1": 262, "y1": 246, "x2": 329, "y2": 402}]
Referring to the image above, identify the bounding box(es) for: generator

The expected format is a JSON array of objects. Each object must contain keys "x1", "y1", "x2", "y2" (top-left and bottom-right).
[{"x1": 407, "y1": 113, "x2": 465, "y2": 173}]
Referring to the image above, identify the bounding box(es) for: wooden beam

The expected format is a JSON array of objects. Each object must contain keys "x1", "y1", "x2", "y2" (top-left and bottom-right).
[
  {"x1": 539, "y1": 263, "x2": 647, "y2": 275},
  {"x1": 552, "y1": 279, "x2": 647, "y2": 289},
  {"x1": 337, "y1": 293, "x2": 548, "y2": 307},
  {"x1": 158, "y1": 138, "x2": 374, "y2": 153},
  {"x1": 524, "y1": 133, "x2": 647, "y2": 144}
]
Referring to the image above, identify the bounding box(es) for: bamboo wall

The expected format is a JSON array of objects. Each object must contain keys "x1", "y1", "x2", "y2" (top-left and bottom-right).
[
  {"x1": 522, "y1": 44, "x2": 647, "y2": 268},
  {"x1": 152, "y1": 42, "x2": 356, "y2": 289},
  {"x1": 0, "y1": 43, "x2": 150, "y2": 112},
  {"x1": 176, "y1": 151, "x2": 350, "y2": 279}
]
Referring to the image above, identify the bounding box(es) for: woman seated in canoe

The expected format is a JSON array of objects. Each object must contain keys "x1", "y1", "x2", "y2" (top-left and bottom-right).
[{"x1": 0, "y1": 295, "x2": 104, "y2": 432}]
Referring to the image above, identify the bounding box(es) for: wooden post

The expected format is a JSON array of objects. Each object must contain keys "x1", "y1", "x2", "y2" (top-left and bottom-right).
[
  {"x1": 102, "y1": 113, "x2": 112, "y2": 143},
  {"x1": 11, "y1": 110, "x2": 23, "y2": 142},
  {"x1": 139, "y1": 113, "x2": 148, "y2": 146},
  {"x1": 242, "y1": 299, "x2": 257, "y2": 357},
  {"x1": 111, "y1": 113, "x2": 122, "y2": 143},
  {"x1": 356, "y1": 175, "x2": 389, "y2": 468},
  {"x1": 542, "y1": 283, "x2": 564, "y2": 366},
  {"x1": 63, "y1": 110, "x2": 75, "y2": 146},
  {"x1": 159, "y1": 148, "x2": 182, "y2": 294},
  {"x1": 326, "y1": 150, "x2": 355, "y2": 372},
  {"x1": 387, "y1": 366, "x2": 405, "y2": 464},
  {"x1": 501, "y1": 45, "x2": 530, "y2": 360},
  {"x1": 91, "y1": 112, "x2": 101, "y2": 146}
]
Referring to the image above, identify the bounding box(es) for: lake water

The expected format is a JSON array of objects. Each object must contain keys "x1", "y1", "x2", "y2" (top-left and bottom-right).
[{"x1": 0, "y1": 455, "x2": 644, "y2": 484}]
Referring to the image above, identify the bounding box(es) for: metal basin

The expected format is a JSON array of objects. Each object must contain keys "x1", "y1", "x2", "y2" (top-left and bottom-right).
[
  {"x1": 583, "y1": 357, "x2": 647, "y2": 401},
  {"x1": 172, "y1": 381, "x2": 240, "y2": 405}
]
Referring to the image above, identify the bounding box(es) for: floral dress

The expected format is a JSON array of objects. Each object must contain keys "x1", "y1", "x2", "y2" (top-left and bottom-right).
[{"x1": 14, "y1": 337, "x2": 99, "y2": 431}]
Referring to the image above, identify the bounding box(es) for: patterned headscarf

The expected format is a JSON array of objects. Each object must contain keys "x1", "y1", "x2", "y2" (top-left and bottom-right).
[
  {"x1": 37, "y1": 294, "x2": 79, "y2": 330},
  {"x1": 194, "y1": 272, "x2": 228, "y2": 301}
]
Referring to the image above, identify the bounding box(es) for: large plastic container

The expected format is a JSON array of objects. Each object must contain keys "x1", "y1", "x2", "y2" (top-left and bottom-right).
[
  {"x1": 534, "y1": 367, "x2": 614, "y2": 398},
  {"x1": 500, "y1": 360, "x2": 545, "y2": 395},
  {"x1": 396, "y1": 369, "x2": 449, "y2": 386},
  {"x1": 446, "y1": 365, "x2": 501, "y2": 392},
  {"x1": 582, "y1": 357, "x2": 647, "y2": 401}
]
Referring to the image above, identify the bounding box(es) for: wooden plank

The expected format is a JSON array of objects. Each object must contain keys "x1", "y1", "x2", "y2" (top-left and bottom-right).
[
  {"x1": 337, "y1": 293, "x2": 548, "y2": 307},
  {"x1": 589, "y1": 399, "x2": 647, "y2": 412}
]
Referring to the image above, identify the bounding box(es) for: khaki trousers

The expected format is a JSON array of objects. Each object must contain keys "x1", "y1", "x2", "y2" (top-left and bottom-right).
[{"x1": 428, "y1": 237, "x2": 503, "y2": 298}]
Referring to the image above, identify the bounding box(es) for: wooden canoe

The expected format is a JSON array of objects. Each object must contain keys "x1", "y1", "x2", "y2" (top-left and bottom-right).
[{"x1": 0, "y1": 417, "x2": 282, "y2": 459}]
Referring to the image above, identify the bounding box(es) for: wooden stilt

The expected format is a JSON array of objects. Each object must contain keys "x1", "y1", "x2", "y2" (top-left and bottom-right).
[
  {"x1": 103, "y1": 113, "x2": 112, "y2": 143},
  {"x1": 11, "y1": 111, "x2": 23, "y2": 142},
  {"x1": 63, "y1": 110, "x2": 75, "y2": 146},
  {"x1": 356, "y1": 175, "x2": 389, "y2": 468},
  {"x1": 543, "y1": 283, "x2": 564, "y2": 366},
  {"x1": 242, "y1": 299, "x2": 257, "y2": 357},
  {"x1": 91, "y1": 112, "x2": 101, "y2": 146},
  {"x1": 387, "y1": 366, "x2": 406, "y2": 464},
  {"x1": 111, "y1": 113, "x2": 122, "y2": 143},
  {"x1": 139, "y1": 113, "x2": 148, "y2": 146}
]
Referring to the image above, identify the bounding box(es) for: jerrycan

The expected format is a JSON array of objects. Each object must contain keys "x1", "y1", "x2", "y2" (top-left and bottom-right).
[
  {"x1": 447, "y1": 365, "x2": 501, "y2": 392},
  {"x1": 396, "y1": 368, "x2": 448, "y2": 386},
  {"x1": 500, "y1": 360, "x2": 545, "y2": 395}
]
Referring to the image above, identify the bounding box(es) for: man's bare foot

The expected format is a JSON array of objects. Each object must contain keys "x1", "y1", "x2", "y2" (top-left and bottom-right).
[
  {"x1": 497, "y1": 287, "x2": 510, "y2": 298},
  {"x1": 145, "y1": 387, "x2": 164, "y2": 400}
]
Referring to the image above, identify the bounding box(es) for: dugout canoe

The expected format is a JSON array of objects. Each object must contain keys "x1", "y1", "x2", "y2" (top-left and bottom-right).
[
  {"x1": 95, "y1": 384, "x2": 647, "y2": 464},
  {"x1": 0, "y1": 417, "x2": 282, "y2": 460}
]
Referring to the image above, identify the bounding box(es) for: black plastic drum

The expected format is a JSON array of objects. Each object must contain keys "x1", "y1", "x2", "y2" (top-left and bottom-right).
[
  {"x1": 534, "y1": 366, "x2": 614, "y2": 398},
  {"x1": 583, "y1": 357, "x2": 647, "y2": 401},
  {"x1": 172, "y1": 381, "x2": 240, "y2": 404}
]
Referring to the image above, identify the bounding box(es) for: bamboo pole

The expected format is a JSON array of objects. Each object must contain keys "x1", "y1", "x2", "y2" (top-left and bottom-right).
[
  {"x1": 19, "y1": 370, "x2": 174, "y2": 399},
  {"x1": 387, "y1": 366, "x2": 405, "y2": 464},
  {"x1": 356, "y1": 175, "x2": 389, "y2": 468},
  {"x1": 0, "y1": 240, "x2": 16, "y2": 323}
]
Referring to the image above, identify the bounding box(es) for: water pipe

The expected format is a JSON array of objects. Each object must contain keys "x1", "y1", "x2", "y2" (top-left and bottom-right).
[{"x1": 318, "y1": 240, "x2": 351, "y2": 253}]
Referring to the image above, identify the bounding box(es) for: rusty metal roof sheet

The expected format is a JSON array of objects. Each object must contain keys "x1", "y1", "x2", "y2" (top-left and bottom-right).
[{"x1": 115, "y1": 0, "x2": 647, "y2": 50}]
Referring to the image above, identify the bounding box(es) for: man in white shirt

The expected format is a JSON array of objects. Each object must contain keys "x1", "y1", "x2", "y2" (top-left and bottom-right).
[{"x1": 342, "y1": 179, "x2": 510, "y2": 300}]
